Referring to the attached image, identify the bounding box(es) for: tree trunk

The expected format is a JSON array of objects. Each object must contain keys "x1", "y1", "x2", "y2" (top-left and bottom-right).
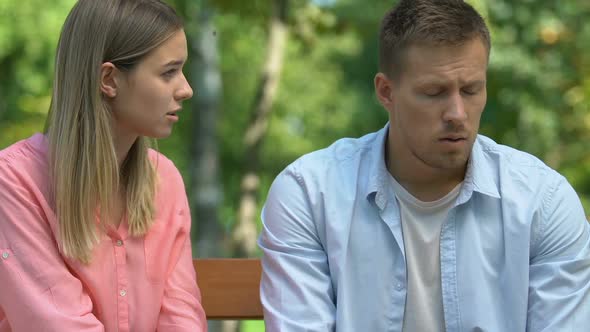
[
  {"x1": 233, "y1": 0, "x2": 290, "y2": 258},
  {"x1": 187, "y1": 5, "x2": 232, "y2": 332},
  {"x1": 189, "y1": 5, "x2": 224, "y2": 259}
]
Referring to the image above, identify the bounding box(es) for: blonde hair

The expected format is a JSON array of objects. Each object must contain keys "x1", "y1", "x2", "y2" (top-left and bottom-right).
[{"x1": 45, "y1": 0, "x2": 183, "y2": 263}]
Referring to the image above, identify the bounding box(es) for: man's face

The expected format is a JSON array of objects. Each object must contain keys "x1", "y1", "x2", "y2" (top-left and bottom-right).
[{"x1": 378, "y1": 38, "x2": 488, "y2": 173}]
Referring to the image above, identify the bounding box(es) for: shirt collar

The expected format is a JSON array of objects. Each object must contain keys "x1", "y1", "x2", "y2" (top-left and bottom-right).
[
  {"x1": 459, "y1": 135, "x2": 501, "y2": 203},
  {"x1": 365, "y1": 123, "x2": 394, "y2": 210},
  {"x1": 365, "y1": 125, "x2": 501, "y2": 208}
]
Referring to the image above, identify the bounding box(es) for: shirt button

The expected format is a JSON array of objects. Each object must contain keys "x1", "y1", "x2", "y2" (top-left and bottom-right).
[
  {"x1": 116, "y1": 240, "x2": 123, "y2": 246},
  {"x1": 1, "y1": 252, "x2": 9, "y2": 259},
  {"x1": 120, "y1": 289, "x2": 127, "y2": 297},
  {"x1": 396, "y1": 283, "x2": 403, "y2": 291}
]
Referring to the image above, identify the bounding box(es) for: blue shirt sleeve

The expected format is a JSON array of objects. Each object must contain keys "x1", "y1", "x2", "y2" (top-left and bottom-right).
[
  {"x1": 527, "y1": 174, "x2": 590, "y2": 331},
  {"x1": 258, "y1": 166, "x2": 336, "y2": 332}
]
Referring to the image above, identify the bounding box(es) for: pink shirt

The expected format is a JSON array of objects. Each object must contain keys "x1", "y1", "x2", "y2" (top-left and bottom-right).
[{"x1": 0, "y1": 134, "x2": 207, "y2": 331}]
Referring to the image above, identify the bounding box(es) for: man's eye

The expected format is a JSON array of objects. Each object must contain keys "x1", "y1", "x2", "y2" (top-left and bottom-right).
[
  {"x1": 424, "y1": 90, "x2": 443, "y2": 97},
  {"x1": 461, "y1": 88, "x2": 478, "y2": 95}
]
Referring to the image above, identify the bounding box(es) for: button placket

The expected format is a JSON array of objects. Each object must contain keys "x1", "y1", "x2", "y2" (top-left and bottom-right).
[{"x1": 112, "y1": 235, "x2": 130, "y2": 331}]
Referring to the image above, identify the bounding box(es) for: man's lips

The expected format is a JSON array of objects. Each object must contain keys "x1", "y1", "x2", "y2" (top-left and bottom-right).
[
  {"x1": 438, "y1": 134, "x2": 468, "y2": 146},
  {"x1": 439, "y1": 134, "x2": 467, "y2": 141}
]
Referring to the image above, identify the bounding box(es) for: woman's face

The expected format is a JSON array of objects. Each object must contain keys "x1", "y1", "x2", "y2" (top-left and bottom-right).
[{"x1": 109, "y1": 30, "x2": 193, "y2": 142}]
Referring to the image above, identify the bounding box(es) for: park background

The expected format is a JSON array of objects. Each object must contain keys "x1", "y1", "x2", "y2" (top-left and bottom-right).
[{"x1": 1, "y1": 0, "x2": 589, "y2": 331}]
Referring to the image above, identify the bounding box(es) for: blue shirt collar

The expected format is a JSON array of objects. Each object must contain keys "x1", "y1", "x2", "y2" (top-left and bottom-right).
[
  {"x1": 460, "y1": 136, "x2": 501, "y2": 202},
  {"x1": 365, "y1": 124, "x2": 501, "y2": 207}
]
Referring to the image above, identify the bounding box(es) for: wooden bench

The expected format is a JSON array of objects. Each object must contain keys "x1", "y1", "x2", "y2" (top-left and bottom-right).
[{"x1": 193, "y1": 258, "x2": 263, "y2": 320}]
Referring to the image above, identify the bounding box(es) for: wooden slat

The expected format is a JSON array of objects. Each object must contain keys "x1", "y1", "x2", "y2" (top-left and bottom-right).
[{"x1": 193, "y1": 258, "x2": 263, "y2": 320}]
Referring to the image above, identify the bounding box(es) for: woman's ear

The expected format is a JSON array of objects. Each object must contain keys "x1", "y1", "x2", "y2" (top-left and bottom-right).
[{"x1": 100, "y1": 62, "x2": 118, "y2": 98}]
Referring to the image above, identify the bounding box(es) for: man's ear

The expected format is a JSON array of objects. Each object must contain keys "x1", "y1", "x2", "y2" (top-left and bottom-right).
[
  {"x1": 100, "y1": 62, "x2": 119, "y2": 98},
  {"x1": 374, "y1": 72, "x2": 395, "y2": 109}
]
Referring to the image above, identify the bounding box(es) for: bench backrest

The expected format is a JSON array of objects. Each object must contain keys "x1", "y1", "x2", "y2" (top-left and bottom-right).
[{"x1": 193, "y1": 258, "x2": 263, "y2": 320}]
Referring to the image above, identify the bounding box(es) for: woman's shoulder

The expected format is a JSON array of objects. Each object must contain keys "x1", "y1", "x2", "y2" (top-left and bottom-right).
[
  {"x1": 0, "y1": 134, "x2": 53, "y2": 243},
  {"x1": 147, "y1": 148, "x2": 185, "y2": 188},
  {"x1": 0, "y1": 133, "x2": 47, "y2": 165},
  {"x1": 0, "y1": 134, "x2": 49, "y2": 187}
]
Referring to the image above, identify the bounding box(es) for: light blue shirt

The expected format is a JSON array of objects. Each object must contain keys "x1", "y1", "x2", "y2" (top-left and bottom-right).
[{"x1": 258, "y1": 124, "x2": 590, "y2": 331}]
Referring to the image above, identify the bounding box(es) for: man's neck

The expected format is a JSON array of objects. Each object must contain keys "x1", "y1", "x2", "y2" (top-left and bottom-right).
[
  {"x1": 393, "y1": 173, "x2": 464, "y2": 202},
  {"x1": 386, "y1": 143, "x2": 466, "y2": 202}
]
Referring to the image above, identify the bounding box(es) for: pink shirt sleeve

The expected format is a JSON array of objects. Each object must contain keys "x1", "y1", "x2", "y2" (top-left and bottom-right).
[
  {"x1": 155, "y1": 159, "x2": 207, "y2": 332},
  {"x1": 157, "y1": 234, "x2": 207, "y2": 331},
  {"x1": 0, "y1": 155, "x2": 105, "y2": 331}
]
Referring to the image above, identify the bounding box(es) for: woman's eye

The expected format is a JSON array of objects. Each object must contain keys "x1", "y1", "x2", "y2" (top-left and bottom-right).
[{"x1": 163, "y1": 69, "x2": 178, "y2": 77}]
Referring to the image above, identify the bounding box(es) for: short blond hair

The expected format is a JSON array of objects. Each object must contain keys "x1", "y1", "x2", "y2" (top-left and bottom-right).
[{"x1": 379, "y1": 0, "x2": 491, "y2": 79}]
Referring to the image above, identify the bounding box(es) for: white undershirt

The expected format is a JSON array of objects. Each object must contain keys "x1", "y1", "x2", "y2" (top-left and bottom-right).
[{"x1": 389, "y1": 175, "x2": 462, "y2": 332}]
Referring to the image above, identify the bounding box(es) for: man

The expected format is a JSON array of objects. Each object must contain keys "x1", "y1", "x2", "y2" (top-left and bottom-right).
[{"x1": 258, "y1": 0, "x2": 590, "y2": 331}]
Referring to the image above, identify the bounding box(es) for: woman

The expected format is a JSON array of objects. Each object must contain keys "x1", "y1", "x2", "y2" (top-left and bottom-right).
[{"x1": 0, "y1": 0, "x2": 207, "y2": 331}]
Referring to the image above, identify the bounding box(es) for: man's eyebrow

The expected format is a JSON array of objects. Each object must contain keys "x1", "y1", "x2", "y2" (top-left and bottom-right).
[
  {"x1": 414, "y1": 79, "x2": 487, "y2": 88},
  {"x1": 463, "y1": 80, "x2": 486, "y2": 86}
]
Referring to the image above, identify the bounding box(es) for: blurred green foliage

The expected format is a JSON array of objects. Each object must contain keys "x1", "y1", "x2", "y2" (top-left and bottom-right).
[
  {"x1": 0, "y1": 0, "x2": 74, "y2": 138},
  {"x1": 0, "y1": 0, "x2": 588, "y2": 225}
]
